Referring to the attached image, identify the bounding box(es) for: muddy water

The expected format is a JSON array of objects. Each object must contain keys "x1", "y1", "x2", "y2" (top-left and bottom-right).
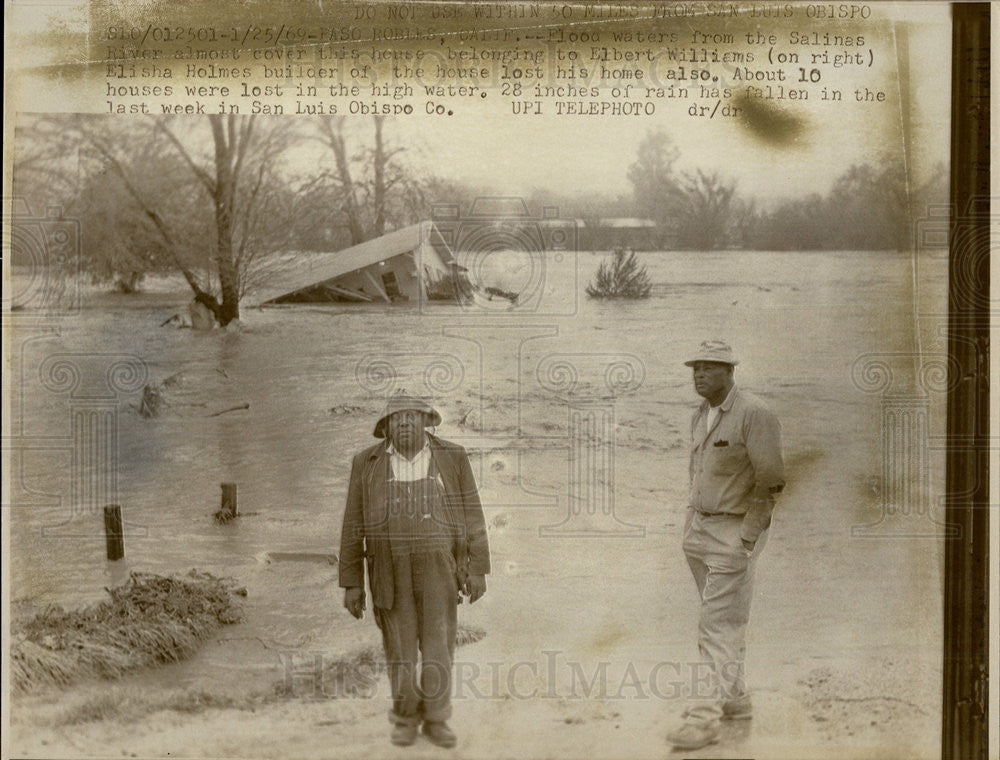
[{"x1": 8, "y1": 249, "x2": 947, "y2": 695}]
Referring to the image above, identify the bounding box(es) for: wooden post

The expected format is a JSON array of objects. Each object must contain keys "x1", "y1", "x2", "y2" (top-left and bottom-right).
[
  {"x1": 104, "y1": 505, "x2": 124, "y2": 561},
  {"x1": 220, "y1": 483, "x2": 238, "y2": 520}
]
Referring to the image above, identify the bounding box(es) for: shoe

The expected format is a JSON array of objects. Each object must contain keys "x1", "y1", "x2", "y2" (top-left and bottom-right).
[
  {"x1": 722, "y1": 694, "x2": 753, "y2": 720},
  {"x1": 391, "y1": 723, "x2": 418, "y2": 746},
  {"x1": 422, "y1": 721, "x2": 457, "y2": 748},
  {"x1": 665, "y1": 721, "x2": 719, "y2": 751}
]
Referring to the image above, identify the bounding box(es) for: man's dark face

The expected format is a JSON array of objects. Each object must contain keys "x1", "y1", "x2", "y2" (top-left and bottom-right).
[
  {"x1": 387, "y1": 409, "x2": 428, "y2": 453},
  {"x1": 691, "y1": 361, "x2": 733, "y2": 401}
]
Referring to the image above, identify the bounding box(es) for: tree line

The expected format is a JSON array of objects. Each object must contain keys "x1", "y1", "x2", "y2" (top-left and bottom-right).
[
  {"x1": 11, "y1": 118, "x2": 946, "y2": 322},
  {"x1": 619, "y1": 129, "x2": 946, "y2": 252},
  {"x1": 460, "y1": 129, "x2": 945, "y2": 253}
]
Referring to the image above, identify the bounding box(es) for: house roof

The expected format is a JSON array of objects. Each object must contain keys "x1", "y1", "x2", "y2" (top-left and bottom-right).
[
  {"x1": 598, "y1": 218, "x2": 657, "y2": 228},
  {"x1": 253, "y1": 223, "x2": 453, "y2": 305}
]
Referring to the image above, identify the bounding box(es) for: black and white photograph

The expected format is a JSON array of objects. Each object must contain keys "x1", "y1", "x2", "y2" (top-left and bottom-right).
[{"x1": 3, "y1": 2, "x2": 991, "y2": 759}]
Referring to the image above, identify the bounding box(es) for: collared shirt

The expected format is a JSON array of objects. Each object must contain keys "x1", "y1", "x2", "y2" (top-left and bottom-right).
[
  {"x1": 689, "y1": 385, "x2": 785, "y2": 543},
  {"x1": 386, "y1": 437, "x2": 432, "y2": 482}
]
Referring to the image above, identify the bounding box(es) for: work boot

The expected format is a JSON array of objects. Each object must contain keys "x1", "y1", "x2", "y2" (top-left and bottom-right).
[
  {"x1": 722, "y1": 694, "x2": 753, "y2": 720},
  {"x1": 391, "y1": 722, "x2": 418, "y2": 746},
  {"x1": 422, "y1": 721, "x2": 457, "y2": 748},
  {"x1": 665, "y1": 721, "x2": 719, "y2": 751}
]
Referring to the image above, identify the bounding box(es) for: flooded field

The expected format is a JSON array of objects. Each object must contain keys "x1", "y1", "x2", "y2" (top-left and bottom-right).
[{"x1": 7, "y1": 248, "x2": 949, "y2": 758}]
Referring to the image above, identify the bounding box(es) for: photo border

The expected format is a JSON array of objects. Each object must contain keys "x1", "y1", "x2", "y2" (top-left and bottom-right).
[{"x1": 943, "y1": 4, "x2": 991, "y2": 758}]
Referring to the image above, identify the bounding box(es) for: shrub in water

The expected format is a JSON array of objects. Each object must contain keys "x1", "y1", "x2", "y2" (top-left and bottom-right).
[{"x1": 586, "y1": 248, "x2": 652, "y2": 299}]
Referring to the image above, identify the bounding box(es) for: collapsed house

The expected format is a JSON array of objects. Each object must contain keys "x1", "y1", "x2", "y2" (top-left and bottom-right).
[{"x1": 254, "y1": 223, "x2": 467, "y2": 305}]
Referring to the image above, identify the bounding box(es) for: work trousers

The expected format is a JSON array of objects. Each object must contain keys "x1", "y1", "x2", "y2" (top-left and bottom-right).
[
  {"x1": 681, "y1": 510, "x2": 768, "y2": 724},
  {"x1": 374, "y1": 550, "x2": 458, "y2": 725}
]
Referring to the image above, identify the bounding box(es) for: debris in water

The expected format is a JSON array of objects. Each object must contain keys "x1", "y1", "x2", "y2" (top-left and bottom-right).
[
  {"x1": 206, "y1": 403, "x2": 250, "y2": 418},
  {"x1": 159, "y1": 313, "x2": 188, "y2": 328},
  {"x1": 138, "y1": 384, "x2": 165, "y2": 418},
  {"x1": 457, "y1": 408, "x2": 481, "y2": 429},
  {"x1": 330, "y1": 405, "x2": 363, "y2": 415}
]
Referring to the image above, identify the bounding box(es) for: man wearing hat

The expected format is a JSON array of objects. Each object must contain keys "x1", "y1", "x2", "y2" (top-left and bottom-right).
[
  {"x1": 666, "y1": 341, "x2": 785, "y2": 751},
  {"x1": 339, "y1": 394, "x2": 490, "y2": 749}
]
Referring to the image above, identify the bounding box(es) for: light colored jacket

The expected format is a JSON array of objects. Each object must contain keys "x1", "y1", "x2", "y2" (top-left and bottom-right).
[{"x1": 689, "y1": 386, "x2": 785, "y2": 542}]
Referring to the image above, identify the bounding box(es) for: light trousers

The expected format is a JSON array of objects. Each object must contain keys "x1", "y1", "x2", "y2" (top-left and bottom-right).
[{"x1": 681, "y1": 510, "x2": 768, "y2": 724}]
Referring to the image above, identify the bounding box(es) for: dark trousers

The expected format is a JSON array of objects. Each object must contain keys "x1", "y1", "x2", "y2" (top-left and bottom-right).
[{"x1": 374, "y1": 551, "x2": 458, "y2": 725}]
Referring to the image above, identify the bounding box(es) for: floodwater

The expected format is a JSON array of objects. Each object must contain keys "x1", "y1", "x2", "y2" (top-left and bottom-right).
[{"x1": 8, "y1": 249, "x2": 948, "y2": 711}]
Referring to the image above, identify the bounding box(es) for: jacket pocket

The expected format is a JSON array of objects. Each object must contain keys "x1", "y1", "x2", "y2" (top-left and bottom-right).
[{"x1": 711, "y1": 441, "x2": 746, "y2": 475}]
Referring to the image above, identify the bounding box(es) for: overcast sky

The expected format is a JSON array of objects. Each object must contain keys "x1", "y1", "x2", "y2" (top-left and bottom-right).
[{"x1": 387, "y1": 5, "x2": 951, "y2": 204}]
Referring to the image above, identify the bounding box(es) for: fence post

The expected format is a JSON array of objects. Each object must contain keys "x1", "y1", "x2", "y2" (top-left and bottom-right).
[
  {"x1": 220, "y1": 483, "x2": 238, "y2": 521},
  {"x1": 104, "y1": 504, "x2": 124, "y2": 561}
]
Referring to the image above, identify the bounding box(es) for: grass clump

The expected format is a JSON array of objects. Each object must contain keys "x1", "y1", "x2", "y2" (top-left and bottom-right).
[{"x1": 11, "y1": 571, "x2": 246, "y2": 694}]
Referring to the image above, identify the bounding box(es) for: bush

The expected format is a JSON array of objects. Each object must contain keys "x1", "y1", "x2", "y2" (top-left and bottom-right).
[{"x1": 586, "y1": 248, "x2": 652, "y2": 299}]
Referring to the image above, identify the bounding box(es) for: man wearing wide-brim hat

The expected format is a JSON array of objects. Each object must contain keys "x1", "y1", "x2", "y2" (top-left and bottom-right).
[
  {"x1": 666, "y1": 341, "x2": 785, "y2": 751},
  {"x1": 339, "y1": 394, "x2": 490, "y2": 749}
]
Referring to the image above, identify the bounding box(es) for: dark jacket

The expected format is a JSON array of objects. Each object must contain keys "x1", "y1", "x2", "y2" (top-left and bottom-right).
[{"x1": 338, "y1": 434, "x2": 491, "y2": 609}]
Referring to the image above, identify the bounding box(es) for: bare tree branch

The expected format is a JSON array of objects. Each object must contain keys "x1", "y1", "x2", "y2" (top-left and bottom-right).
[{"x1": 155, "y1": 120, "x2": 216, "y2": 195}]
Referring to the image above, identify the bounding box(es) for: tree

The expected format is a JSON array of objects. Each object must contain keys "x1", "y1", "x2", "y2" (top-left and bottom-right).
[
  {"x1": 304, "y1": 117, "x2": 426, "y2": 247},
  {"x1": 626, "y1": 129, "x2": 684, "y2": 247},
  {"x1": 21, "y1": 114, "x2": 296, "y2": 324},
  {"x1": 626, "y1": 130, "x2": 741, "y2": 250},
  {"x1": 744, "y1": 156, "x2": 931, "y2": 251},
  {"x1": 586, "y1": 248, "x2": 652, "y2": 299},
  {"x1": 748, "y1": 193, "x2": 832, "y2": 250},
  {"x1": 154, "y1": 115, "x2": 292, "y2": 324},
  {"x1": 675, "y1": 169, "x2": 738, "y2": 250},
  {"x1": 11, "y1": 117, "x2": 195, "y2": 288},
  {"x1": 72, "y1": 170, "x2": 176, "y2": 292},
  {"x1": 827, "y1": 163, "x2": 897, "y2": 249}
]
